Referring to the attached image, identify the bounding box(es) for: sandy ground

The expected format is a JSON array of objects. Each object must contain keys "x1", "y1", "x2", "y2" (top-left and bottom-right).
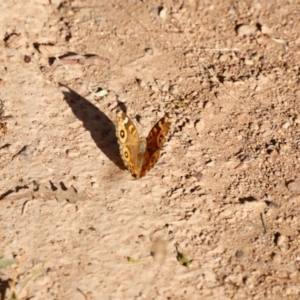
[{"x1": 1, "y1": 0, "x2": 300, "y2": 299}]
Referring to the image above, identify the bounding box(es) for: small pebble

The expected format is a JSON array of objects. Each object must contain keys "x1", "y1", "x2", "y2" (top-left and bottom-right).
[
  {"x1": 219, "y1": 54, "x2": 228, "y2": 62},
  {"x1": 0, "y1": 79, "x2": 6, "y2": 88},
  {"x1": 206, "y1": 160, "x2": 215, "y2": 167},
  {"x1": 262, "y1": 129, "x2": 273, "y2": 137},
  {"x1": 66, "y1": 149, "x2": 80, "y2": 157},
  {"x1": 288, "y1": 195, "x2": 300, "y2": 204},
  {"x1": 235, "y1": 250, "x2": 244, "y2": 259},
  {"x1": 266, "y1": 201, "x2": 280, "y2": 209},
  {"x1": 137, "y1": 79, "x2": 146, "y2": 88},
  {"x1": 287, "y1": 181, "x2": 300, "y2": 192},
  {"x1": 24, "y1": 55, "x2": 31, "y2": 63},
  {"x1": 272, "y1": 253, "x2": 282, "y2": 264},
  {"x1": 159, "y1": 7, "x2": 168, "y2": 20},
  {"x1": 169, "y1": 85, "x2": 179, "y2": 94},
  {"x1": 204, "y1": 101, "x2": 213, "y2": 109},
  {"x1": 237, "y1": 24, "x2": 256, "y2": 37},
  {"x1": 294, "y1": 115, "x2": 300, "y2": 124},
  {"x1": 276, "y1": 235, "x2": 286, "y2": 247},
  {"x1": 151, "y1": 85, "x2": 159, "y2": 92},
  {"x1": 261, "y1": 25, "x2": 273, "y2": 35},
  {"x1": 5, "y1": 33, "x2": 24, "y2": 48},
  {"x1": 195, "y1": 119, "x2": 205, "y2": 133},
  {"x1": 149, "y1": 7, "x2": 159, "y2": 16},
  {"x1": 145, "y1": 48, "x2": 153, "y2": 55},
  {"x1": 245, "y1": 59, "x2": 254, "y2": 65},
  {"x1": 269, "y1": 149, "x2": 279, "y2": 157},
  {"x1": 192, "y1": 172, "x2": 203, "y2": 181},
  {"x1": 161, "y1": 83, "x2": 169, "y2": 92},
  {"x1": 250, "y1": 123, "x2": 259, "y2": 131},
  {"x1": 282, "y1": 121, "x2": 291, "y2": 129}
]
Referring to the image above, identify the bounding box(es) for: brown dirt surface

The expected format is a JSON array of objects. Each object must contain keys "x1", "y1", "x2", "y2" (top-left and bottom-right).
[{"x1": 1, "y1": 0, "x2": 300, "y2": 299}]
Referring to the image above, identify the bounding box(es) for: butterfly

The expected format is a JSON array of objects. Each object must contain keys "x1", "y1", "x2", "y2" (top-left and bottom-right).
[{"x1": 115, "y1": 112, "x2": 170, "y2": 178}]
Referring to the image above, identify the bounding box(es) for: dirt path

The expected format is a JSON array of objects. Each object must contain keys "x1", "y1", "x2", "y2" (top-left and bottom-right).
[{"x1": 1, "y1": 1, "x2": 300, "y2": 299}]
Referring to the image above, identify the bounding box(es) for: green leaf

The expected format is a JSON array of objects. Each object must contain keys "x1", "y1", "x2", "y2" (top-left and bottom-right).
[
  {"x1": 176, "y1": 250, "x2": 192, "y2": 268},
  {"x1": 127, "y1": 257, "x2": 138, "y2": 263},
  {"x1": 0, "y1": 259, "x2": 17, "y2": 270}
]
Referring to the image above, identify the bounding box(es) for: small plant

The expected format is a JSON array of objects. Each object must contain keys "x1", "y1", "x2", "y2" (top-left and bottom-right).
[
  {"x1": 0, "y1": 254, "x2": 39, "y2": 300},
  {"x1": 175, "y1": 244, "x2": 192, "y2": 268}
]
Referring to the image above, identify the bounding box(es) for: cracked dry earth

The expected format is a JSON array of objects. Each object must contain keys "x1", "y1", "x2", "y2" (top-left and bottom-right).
[{"x1": 1, "y1": 0, "x2": 300, "y2": 299}]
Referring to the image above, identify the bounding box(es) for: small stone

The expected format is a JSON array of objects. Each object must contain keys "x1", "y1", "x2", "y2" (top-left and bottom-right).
[
  {"x1": 250, "y1": 123, "x2": 259, "y2": 131},
  {"x1": 192, "y1": 172, "x2": 203, "y2": 181},
  {"x1": 204, "y1": 101, "x2": 213, "y2": 109},
  {"x1": 149, "y1": 7, "x2": 159, "y2": 16},
  {"x1": 274, "y1": 171, "x2": 281, "y2": 177},
  {"x1": 206, "y1": 160, "x2": 215, "y2": 167},
  {"x1": 145, "y1": 48, "x2": 153, "y2": 55},
  {"x1": 287, "y1": 181, "x2": 300, "y2": 192},
  {"x1": 261, "y1": 25, "x2": 273, "y2": 35},
  {"x1": 276, "y1": 235, "x2": 286, "y2": 247},
  {"x1": 161, "y1": 83, "x2": 169, "y2": 92},
  {"x1": 288, "y1": 195, "x2": 300, "y2": 204},
  {"x1": 151, "y1": 85, "x2": 159, "y2": 92},
  {"x1": 195, "y1": 119, "x2": 205, "y2": 133},
  {"x1": 272, "y1": 253, "x2": 282, "y2": 264},
  {"x1": 269, "y1": 149, "x2": 279, "y2": 157},
  {"x1": 237, "y1": 24, "x2": 257, "y2": 37},
  {"x1": 155, "y1": 79, "x2": 163, "y2": 89},
  {"x1": 0, "y1": 79, "x2": 6, "y2": 88},
  {"x1": 266, "y1": 201, "x2": 280, "y2": 209},
  {"x1": 159, "y1": 7, "x2": 168, "y2": 20},
  {"x1": 282, "y1": 121, "x2": 291, "y2": 129},
  {"x1": 169, "y1": 85, "x2": 179, "y2": 94},
  {"x1": 5, "y1": 33, "x2": 24, "y2": 48},
  {"x1": 219, "y1": 54, "x2": 228, "y2": 62},
  {"x1": 137, "y1": 79, "x2": 146, "y2": 88},
  {"x1": 245, "y1": 59, "x2": 254, "y2": 65},
  {"x1": 294, "y1": 115, "x2": 300, "y2": 124},
  {"x1": 279, "y1": 143, "x2": 291, "y2": 154},
  {"x1": 257, "y1": 74, "x2": 269, "y2": 84},
  {"x1": 262, "y1": 129, "x2": 273, "y2": 137},
  {"x1": 24, "y1": 55, "x2": 31, "y2": 63},
  {"x1": 243, "y1": 157, "x2": 254, "y2": 164},
  {"x1": 91, "y1": 182, "x2": 99, "y2": 188},
  {"x1": 66, "y1": 149, "x2": 79, "y2": 157},
  {"x1": 235, "y1": 250, "x2": 244, "y2": 259}
]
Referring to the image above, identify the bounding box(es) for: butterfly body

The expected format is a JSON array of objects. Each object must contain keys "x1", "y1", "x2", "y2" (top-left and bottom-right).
[{"x1": 116, "y1": 112, "x2": 170, "y2": 178}]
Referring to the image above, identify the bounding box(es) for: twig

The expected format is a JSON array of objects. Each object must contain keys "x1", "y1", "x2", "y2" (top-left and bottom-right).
[{"x1": 261, "y1": 213, "x2": 267, "y2": 234}]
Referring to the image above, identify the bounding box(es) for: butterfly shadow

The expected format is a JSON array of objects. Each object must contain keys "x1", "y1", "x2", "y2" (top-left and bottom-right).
[{"x1": 61, "y1": 86, "x2": 125, "y2": 170}]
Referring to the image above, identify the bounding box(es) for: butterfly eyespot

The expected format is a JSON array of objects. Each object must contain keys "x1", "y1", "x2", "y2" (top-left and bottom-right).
[
  {"x1": 120, "y1": 130, "x2": 125, "y2": 138},
  {"x1": 122, "y1": 147, "x2": 131, "y2": 162},
  {"x1": 157, "y1": 134, "x2": 165, "y2": 146}
]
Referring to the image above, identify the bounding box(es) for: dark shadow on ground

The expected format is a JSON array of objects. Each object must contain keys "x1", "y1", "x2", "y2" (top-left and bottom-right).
[{"x1": 61, "y1": 86, "x2": 125, "y2": 170}]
